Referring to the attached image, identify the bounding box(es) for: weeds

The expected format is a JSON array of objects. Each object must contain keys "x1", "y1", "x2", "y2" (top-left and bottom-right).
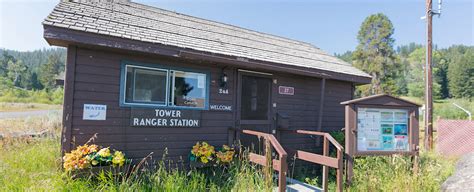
[
  {"x1": 0, "y1": 88, "x2": 64, "y2": 105},
  {"x1": 350, "y1": 153, "x2": 456, "y2": 191},
  {"x1": 0, "y1": 102, "x2": 61, "y2": 112},
  {"x1": 0, "y1": 137, "x2": 271, "y2": 192},
  {"x1": 0, "y1": 111, "x2": 61, "y2": 136}
]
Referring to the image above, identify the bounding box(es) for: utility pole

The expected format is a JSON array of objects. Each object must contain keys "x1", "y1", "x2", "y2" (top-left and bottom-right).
[
  {"x1": 424, "y1": 0, "x2": 441, "y2": 150},
  {"x1": 424, "y1": 0, "x2": 434, "y2": 151}
]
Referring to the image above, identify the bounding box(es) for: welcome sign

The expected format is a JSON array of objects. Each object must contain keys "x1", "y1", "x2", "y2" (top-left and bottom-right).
[{"x1": 130, "y1": 108, "x2": 201, "y2": 128}]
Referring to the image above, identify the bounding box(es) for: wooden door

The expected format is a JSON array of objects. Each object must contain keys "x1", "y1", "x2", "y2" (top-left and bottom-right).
[{"x1": 237, "y1": 70, "x2": 273, "y2": 152}]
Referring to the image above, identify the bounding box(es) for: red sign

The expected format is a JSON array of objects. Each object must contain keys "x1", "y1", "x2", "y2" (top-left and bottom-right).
[{"x1": 278, "y1": 86, "x2": 294, "y2": 95}]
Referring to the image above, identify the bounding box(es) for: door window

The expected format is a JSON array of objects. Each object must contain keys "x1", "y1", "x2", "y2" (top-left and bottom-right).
[{"x1": 240, "y1": 75, "x2": 271, "y2": 120}]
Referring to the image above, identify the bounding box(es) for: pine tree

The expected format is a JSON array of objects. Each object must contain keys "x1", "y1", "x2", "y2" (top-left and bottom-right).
[
  {"x1": 352, "y1": 13, "x2": 400, "y2": 96},
  {"x1": 0, "y1": 52, "x2": 15, "y2": 77},
  {"x1": 448, "y1": 49, "x2": 474, "y2": 98},
  {"x1": 6, "y1": 60, "x2": 27, "y2": 88},
  {"x1": 40, "y1": 54, "x2": 64, "y2": 89}
]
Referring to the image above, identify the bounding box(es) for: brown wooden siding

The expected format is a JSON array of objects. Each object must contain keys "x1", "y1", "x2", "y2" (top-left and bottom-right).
[
  {"x1": 65, "y1": 46, "x2": 353, "y2": 162},
  {"x1": 69, "y1": 47, "x2": 234, "y2": 161},
  {"x1": 274, "y1": 74, "x2": 322, "y2": 152},
  {"x1": 322, "y1": 80, "x2": 353, "y2": 132}
]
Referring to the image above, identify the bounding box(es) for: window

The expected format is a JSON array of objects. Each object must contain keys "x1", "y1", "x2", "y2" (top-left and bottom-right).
[
  {"x1": 240, "y1": 75, "x2": 271, "y2": 120},
  {"x1": 122, "y1": 63, "x2": 209, "y2": 109},
  {"x1": 171, "y1": 70, "x2": 207, "y2": 108}
]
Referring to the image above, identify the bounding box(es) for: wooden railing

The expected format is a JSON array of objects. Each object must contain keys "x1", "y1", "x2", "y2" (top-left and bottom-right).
[
  {"x1": 298, "y1": 130, "x2": 344, "y2": 192},
  {"x1": 280, "y1": 129, "x2": 344, "y2": 192},
  {"x1": 229, "y1": 127, "x2": 343, "y2": 192},
  {"x1": 240, "y1": 129, "x2": 288, "y2": 192}
]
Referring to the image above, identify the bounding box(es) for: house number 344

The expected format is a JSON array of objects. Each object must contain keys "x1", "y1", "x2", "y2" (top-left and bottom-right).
[{"x1": 219, "y1": 88, "x2": 229, "y2": 94}]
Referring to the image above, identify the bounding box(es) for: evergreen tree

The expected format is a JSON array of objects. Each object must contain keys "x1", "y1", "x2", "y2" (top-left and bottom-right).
[
  {"x1": 352, "y1": 13, "x2": 400, "y2": 96},
  {"x1": 335, "y1": 51, "x2": 353, "y2": 63},
  {"x1": 0, "y1": 52, "x2": 15, "y2": 77},
  {"x1": 448, "y1": 48, "x2": 474, "y2": 98},
  {"x1": 6, "y1": 60, "x2": 27, "y2": 87},
  {"x1": 40, "y1": 54, "x2": 64, "y2": 89},
  {"x1": 30, "y1": 72, "x2": 43, "y2": 90}
]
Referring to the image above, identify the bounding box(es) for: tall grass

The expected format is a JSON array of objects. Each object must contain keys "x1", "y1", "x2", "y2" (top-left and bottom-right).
[
  {"x1": 0, "y1": 102, "x2": 61, "y2": 112},
  {"x1": 0, "y1": 138, "x2": 64, "y2": 191},
  {"x1": 0, "y1": 111, "x2": 62, "y2": 136},
  {"x1": 402, "y1": 96, "x2": 473, "y2": 120},
  {"x1": 0, "y1": 88, "x2": 64, "y2": 105},
  {"x1": 0, "y1": 137, "x2": 457, "y2": 191},
  {"x1": 0, "y1": 137, "x2": 270, "y2": 192},
  {"x1": 349, "y1": 153, "x2": 456, "y2": 191}
]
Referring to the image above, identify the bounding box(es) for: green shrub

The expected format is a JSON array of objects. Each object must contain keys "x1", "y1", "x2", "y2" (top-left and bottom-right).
[
  {"x1": 434, "y1": 98, "x2": 473, "y2": 120},
  {"x1": 0, "y1": 87, "x2": 63, "y2": 104}
]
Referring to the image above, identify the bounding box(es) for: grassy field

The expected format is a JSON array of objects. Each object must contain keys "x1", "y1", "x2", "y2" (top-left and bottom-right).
[
  {"x1": 0, "y1": 137, "x2": 456, "y2": 191},
  {"x1": 402, "y1": 97, "x2": 473, "y2": 120},
  {"x1": 0, "y1": 88, "x2": 64, "y2": 105},
  {"x1": 0, "y1": 97, "x2": 467, "y2": 191},
  {"x1": 0, "y1": 111, "x2": 61, "y2": 136},
  {"x1": 0, "y1": 138, "x2": 271, "y2": 191},
  {"x1": 0, "y1": 102, "x2": 62, "y2": 112}
]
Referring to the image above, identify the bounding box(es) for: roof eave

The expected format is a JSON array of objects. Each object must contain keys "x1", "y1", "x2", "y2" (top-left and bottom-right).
[
  {"x1": 340, "y1": 94, "x2": 422, "y2": 107},
  {"x1": 43, "y1": 24, "x2": 372, "y2": 84}
]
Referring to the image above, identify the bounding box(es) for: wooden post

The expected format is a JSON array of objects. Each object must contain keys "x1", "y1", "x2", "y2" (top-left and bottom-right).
[
  {"x1": 228, "y1": 127, "x2": 234, "y2": 146},
  {"x1": 279, "y1": 153, "x2": 287, "y2": 192},
  {"x1": 61, "y1": 45, "x2": 77, "y2": 157},
  {"x1": 337, "y1": 149, "x2": 344, "y2": 192},
  {"x1": 317, "y1": 78, "x2": 326, "y2": 132},
  {"x1": 345, "y1": 105, "x2": 356, "y2": 185},
  {"x1": 264, "y1": 138, "x2": 272, "y2": 191},
  {"x1": 323, "y1": 137, "x2": 329, "y2": 192},
  {"x1": 424, "y1": 0, "x2": 434, "y2": 151}
]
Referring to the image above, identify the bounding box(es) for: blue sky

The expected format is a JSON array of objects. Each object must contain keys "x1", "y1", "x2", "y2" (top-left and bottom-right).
[{"x1": 0, "y1": 0, "x2": 472, "y2": 54}]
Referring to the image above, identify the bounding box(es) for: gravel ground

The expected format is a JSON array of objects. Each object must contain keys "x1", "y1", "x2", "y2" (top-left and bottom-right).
[{"x1": 441, "y1": 152, "x2": 474, "y2": 191}]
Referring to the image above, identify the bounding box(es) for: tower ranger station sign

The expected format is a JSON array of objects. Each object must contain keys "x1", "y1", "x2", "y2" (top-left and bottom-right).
[{"x1": 130, "y1": 108, "x2": 201, "y2": 128}]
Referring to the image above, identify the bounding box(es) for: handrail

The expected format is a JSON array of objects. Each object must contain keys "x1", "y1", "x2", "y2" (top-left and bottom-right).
[
  {"x1": 279, "y1": 129, "x2": 344, "y2": 192},
  {"x1": 242, "y1": 130, "x2": 288, "y2": 158},
  {"x1": 279, "y1": 129, "x2": 343, "y2": 151},
  {"x1": 295, "y1": 130, "x2": 344, "y2": 151},
  {"x1": 241, "y1": 129, "x2": 288, "y2": 192}
]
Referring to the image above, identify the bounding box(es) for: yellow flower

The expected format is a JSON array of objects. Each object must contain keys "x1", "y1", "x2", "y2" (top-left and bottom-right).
[
  {"x1": 112, "y1": 151, "x2": 125, "y2": 166},
  {"x1": 223, "y1": 145, "x2": 230, "y2": 151},
  {"x1": 91, "y1": 160, "x2": 99, "y2": 166},
  {"x1": 191, "y1": 143, "x2": 200, "y2": 155},
  {"x1": 200, "y1": 156, "x2": 209, "y2": 164},
  {"x1": 88, "y1": 145, "x2": 99, "y2": 153},
  {"x1": 98, "y1": 148, "x2": 111, "y2": 157}
]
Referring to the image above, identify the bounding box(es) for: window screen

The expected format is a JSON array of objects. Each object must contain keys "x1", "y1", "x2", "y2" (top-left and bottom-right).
[{"x1": 240, "y1": 75, "x2": 270, "y2": 120}]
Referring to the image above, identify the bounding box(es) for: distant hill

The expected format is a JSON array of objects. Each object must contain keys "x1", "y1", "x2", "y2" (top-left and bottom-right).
[{"x1": 0, "y1": 48, "x2": 66, "y2": 72}]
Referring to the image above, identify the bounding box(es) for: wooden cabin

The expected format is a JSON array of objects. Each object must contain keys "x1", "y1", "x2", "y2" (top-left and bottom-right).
[{"x1": 43, "y1": 0, "x2": 371, "y2": 163}]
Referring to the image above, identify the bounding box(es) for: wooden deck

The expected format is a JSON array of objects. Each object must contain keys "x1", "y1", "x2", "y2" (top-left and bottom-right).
[{"x1": 274, "y1": 177, "x2": 322, "y2": 192}]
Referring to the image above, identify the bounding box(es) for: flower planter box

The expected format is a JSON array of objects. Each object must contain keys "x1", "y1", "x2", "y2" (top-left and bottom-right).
[
  {"x1": 189, "y1": 161, "x2": 214, "y2": 169},
  {"x1": 71, "y1": 165, "x2": 132, "y2": 178}
]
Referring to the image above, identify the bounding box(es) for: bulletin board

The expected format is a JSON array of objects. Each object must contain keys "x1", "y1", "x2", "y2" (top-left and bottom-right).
[{"x1": 356, "y1": 108, "x2": 410, "y2": 152}]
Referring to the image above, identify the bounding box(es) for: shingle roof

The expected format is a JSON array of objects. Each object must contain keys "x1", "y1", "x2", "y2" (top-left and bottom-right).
[{"x1": 43, "y1": 0, "x2": 371, "y2": 80}]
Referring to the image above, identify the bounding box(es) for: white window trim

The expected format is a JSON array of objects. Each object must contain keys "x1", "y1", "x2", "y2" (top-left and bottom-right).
[
  {"x1": 122, "y1": 64, "x2": 209, "y2": 109},
  {"x1": 123, "y1": 64, "x2": 169, "y2": 107}
]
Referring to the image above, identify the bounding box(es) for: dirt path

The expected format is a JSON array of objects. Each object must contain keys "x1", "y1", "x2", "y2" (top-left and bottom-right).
[
  {"x1": 0, "y1": 110, "x2": 61, "y2": 119},
  {"x1": 441, "y1": 153, "x2": 474, "y2": 191}
]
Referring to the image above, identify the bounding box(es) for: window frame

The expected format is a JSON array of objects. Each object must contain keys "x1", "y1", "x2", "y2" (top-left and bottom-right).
[{"x1": 119, "y1": 61, "x2": 210, "y2": 110}]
